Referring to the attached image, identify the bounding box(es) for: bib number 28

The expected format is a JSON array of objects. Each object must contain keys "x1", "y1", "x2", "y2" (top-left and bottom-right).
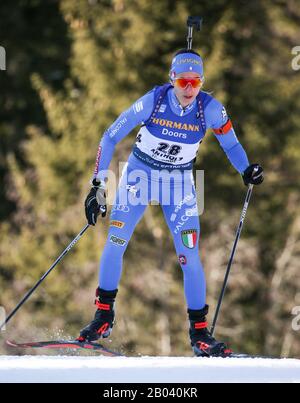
[{"x1": 157, "y1": 142, "x2": 182, "y2": 156}]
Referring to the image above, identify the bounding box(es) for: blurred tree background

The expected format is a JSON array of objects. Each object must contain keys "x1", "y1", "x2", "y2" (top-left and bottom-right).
[{"x1": 0, "y1": 0, "x2": 299, "y2": 357}]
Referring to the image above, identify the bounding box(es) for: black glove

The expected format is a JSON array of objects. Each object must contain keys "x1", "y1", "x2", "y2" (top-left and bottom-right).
[
  {"x1": 242, "y1": 163, "x2": 264, "y2": 186},
  {"x1": 85, "y1": 178, "x2": 107, "y2": 225}
]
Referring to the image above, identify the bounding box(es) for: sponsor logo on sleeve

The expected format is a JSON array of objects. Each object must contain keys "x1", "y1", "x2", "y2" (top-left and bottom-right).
[
  {"x1": 109, "y1": 117, "x2": 128, "y2": 138},
  {"x1": 133, "y1": 101, "x2": 144, "y2": 114},
  {"x1": 93, "y1": 145, "x2": 102, "y2": 176},
  {"x1": 111, "y1": 204, "x2": 130, "y2": 215},
  {"x1": 221, "y1": 107, "x2": 227, "y2": 123},
  {"x1": 110, "y1": 220, "x2": 125, "y2": 229},
  {"x1": 110, "y1": 235, "x2": 127, "y2": 247}
]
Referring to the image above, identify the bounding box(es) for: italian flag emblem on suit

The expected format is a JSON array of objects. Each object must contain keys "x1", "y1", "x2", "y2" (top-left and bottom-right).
[{"x1": 181, "y1": 229, "x2": 197, "y2": 249}]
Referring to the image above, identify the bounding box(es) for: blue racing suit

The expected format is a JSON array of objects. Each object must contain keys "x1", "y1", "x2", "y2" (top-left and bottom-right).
[{"x1": 93, "y1": 84, "x2": 249, "y2": 310}]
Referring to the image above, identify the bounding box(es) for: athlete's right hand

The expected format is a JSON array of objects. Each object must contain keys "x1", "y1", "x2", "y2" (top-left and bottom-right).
[
  {"x1": 242, "y1": 163, "x2": 264, "y2": 186},
  {"x1": 85, "y1": 179, "x2": 107, "y2": 225}
]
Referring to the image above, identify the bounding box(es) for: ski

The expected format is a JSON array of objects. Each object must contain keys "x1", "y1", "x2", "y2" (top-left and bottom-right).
[
  {"x1": 224, "y1": 353, "x2": 275, "y2": 359},
  {"x1": 195, "y1": 350, "x2": 278, "y2": 359},
  {"x1": 6, "y1": 339, "x2": 123, "y2": 357},
  {"x1": 6, "y1": 340, "x2": 277, "y2": 359},
  {"x1": 192, "y1": 346, "x2": 278, "y2": 359}
]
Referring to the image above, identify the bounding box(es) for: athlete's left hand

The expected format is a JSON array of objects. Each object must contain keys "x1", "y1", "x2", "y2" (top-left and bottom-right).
[{"x1": 242, "y1": 163, "x2": 264, "y2": 186}]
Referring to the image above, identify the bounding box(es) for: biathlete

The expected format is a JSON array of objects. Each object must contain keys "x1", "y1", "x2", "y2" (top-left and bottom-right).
[{"x1": 77, "y1": 49, "x2": 264, "y2": 357}]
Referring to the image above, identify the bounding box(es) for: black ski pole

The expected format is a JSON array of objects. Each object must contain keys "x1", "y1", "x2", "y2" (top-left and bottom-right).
[
  {"x1": 210, "y1": 184, "x2": 254, "y2": 337},
  {"x1": 0, "y1": 223, "x2": 90, "y2": 331}
]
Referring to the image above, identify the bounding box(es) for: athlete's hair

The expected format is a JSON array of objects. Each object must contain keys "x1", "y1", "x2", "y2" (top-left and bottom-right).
[{"x1": 173, "y1": 48, "x2": 201, "y2": 58}]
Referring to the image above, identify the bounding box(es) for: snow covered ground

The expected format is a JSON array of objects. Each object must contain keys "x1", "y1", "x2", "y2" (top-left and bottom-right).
[{"x1": 0, "y1": 355, "x2": 300, "y2": 383}]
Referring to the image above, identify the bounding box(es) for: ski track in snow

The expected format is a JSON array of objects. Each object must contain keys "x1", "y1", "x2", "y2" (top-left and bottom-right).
[{"x1": 0, "y1": 356, "x2": 300, "y2": 383}]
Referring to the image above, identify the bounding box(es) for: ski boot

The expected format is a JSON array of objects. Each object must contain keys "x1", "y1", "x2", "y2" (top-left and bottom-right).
[
  {"x1": 188, "y1": 305, "x2": 232, "y2": 357},
  {"x1": 77, "y1": 288, "x2": 118, "y2": 342}
]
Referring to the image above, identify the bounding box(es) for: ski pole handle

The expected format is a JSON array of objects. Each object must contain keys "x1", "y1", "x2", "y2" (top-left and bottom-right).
[{"x1": 0, "y1": 223, "x2": 90, "y2": 331}]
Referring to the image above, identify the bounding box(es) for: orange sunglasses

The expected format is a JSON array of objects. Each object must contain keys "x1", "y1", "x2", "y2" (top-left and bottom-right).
[{"x1": 174, "y1": 77, "x2": 202, "y2": 89}]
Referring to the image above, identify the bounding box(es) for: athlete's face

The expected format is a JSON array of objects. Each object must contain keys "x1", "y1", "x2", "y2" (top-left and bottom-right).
[{"x1": 172, "y1": 72, "x2": 202, "y2": 107}]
